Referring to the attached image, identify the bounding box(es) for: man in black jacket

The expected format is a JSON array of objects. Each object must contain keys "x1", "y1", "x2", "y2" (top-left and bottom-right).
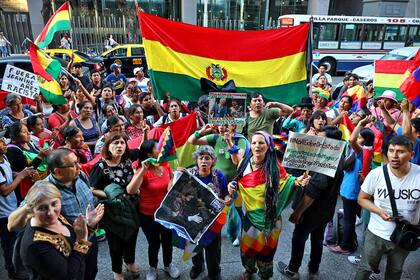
[{"x1": 279, "y1": 126, "x2": 345, "y2": 280}]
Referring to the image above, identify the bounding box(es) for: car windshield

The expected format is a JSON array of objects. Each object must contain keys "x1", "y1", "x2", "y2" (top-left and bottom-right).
[
  {"x1": 380, "y1": 53, "x2": 408, "y2": 60},
  {"x1": 75, "y1": 51, "x2": 92, "y2": 59}
]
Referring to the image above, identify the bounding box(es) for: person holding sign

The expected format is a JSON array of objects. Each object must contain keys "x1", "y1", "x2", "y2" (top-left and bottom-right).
[
  {"x1": 228, "y1": 131, "x2": 310, "y2": 280},
  {"x1": 187, "y1": 145, "x2": 229, "y2": 280},
  {"x1": 280, "y1": 126, "x2": 345, "y2": 280}
]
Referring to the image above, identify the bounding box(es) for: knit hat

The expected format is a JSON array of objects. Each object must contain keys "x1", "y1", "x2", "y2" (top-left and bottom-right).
[{"x1": 313, "y1": 88, "x2": 330, "y2": 101}]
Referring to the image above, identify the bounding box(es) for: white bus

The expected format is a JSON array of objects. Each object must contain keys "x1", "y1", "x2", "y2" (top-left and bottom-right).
[{"x1": 278, "y1": 14, "x2": 420, "y2": 74}]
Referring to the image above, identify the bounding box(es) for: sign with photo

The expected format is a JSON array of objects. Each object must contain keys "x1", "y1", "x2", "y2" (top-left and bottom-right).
[
  {"x1": 208, "y1": 92, "x2": 247, "y2": 125},
  {"x1": 1, "y1": 64, "x2": 40, "y2": 99},
  {"x1": 155, "y1": 171, "x2": 225, "y2": 243},
  {"x1": 282, "y1": 132, "x2": 345, "y2": 177}
]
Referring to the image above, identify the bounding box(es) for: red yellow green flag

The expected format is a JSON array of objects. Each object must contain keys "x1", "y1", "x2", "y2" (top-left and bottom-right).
[
  {"x1": 338, "y1": 114, "x2": 354, "y2": 142},
  {"x1": 138, "y1": 11, "x2": 309, "y2": 104},
  {"x1": 29, "y1": 43, "x2": 65, "y2": 105},
  {"x1": 147, "y1": 127, "x2": 177, "y2": 164},
  {"x1": 374, "y1": 60, "x2": 411, "y2": 101},
  {"x1": 35, "y1": 2, "x2": 71, "y2": 49}
]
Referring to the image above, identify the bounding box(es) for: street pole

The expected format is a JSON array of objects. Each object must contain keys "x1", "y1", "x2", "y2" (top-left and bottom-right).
[
  {"x1": 240, "y1": 0, "x2": 244, "y2": 30},
  {"x1": 203, "y1": 0, "x2": 209, "y2": 27},
  {"x1": 263, "y1": 0, "x2": 270, "y2": 29}
]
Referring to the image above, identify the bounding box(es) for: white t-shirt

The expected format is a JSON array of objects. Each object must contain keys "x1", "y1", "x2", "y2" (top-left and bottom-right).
[
  {"x1": 135, "y1": 77, "x2": 149, "y2": 92},
  {"x1": 361, "y1": 164, "x2": 420, "y2": 241},
  {"x1": 0, "y1": 158, "x2": 17, "y2": 218}
]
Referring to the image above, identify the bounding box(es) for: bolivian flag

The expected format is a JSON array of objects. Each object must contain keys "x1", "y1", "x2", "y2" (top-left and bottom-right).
[
  {"x1": 148, "y1": 112, "x2": 198, "y2": 168},
  {"x1": 35, "y1": 2, "x2": 71, "y2": 49},
  {"x1": 29, "y1": 43, "x2": 66, "y2": 105},
  {"x1": 138, "y1": 11, "x2": 309, "y2": 104},
  {"x1": 339, "y1": 114, "x2": 354, "y2": 142},
  {"x1": 374, "y1": 60, "x2": 411, "y2": 101}
]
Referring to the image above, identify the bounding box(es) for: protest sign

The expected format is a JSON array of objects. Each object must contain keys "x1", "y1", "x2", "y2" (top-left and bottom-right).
[
  {"x1": 155, "y1": 171, "x2": 225, "y2": 243},
  {"x1": 208, "y1": 92, "x2": 246, "y2": 125},
  {"x1": 1, "y1": 64, "x2": 40, "y2": 99},
  {"x1": 282, "y1": 132, "x2": 345, "y2": 177}
]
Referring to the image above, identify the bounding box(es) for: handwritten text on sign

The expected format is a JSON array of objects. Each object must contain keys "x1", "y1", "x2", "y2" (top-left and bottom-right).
[
  {"x1": 282, "y1": 132, "x2": 345, "y2": 177},
  {"x1": 1, "y1": 64, "x2": 40, "y2": 99}
]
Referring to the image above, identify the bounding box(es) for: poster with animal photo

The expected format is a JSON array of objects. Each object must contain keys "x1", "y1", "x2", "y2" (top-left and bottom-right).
[
  {"x1": 208, "y1": 92, "x2": 247, "y2": 125},
  {"x1": 155, "y1": 171, "x2": 225, "y2": 243}
]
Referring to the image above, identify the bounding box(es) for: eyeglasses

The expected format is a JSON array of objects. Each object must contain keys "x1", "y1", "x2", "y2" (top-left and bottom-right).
[{"x1": 58, "y1": 160, "x2": 80, "y2": 169}]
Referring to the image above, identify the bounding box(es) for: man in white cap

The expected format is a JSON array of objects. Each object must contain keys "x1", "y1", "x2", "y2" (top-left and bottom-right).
[
  {"x1": 370, "y1": 90, "x2": 403, "y2": 129},
  {"x1": 133, "y1": 67, "x2": 149, "y2": 92}
]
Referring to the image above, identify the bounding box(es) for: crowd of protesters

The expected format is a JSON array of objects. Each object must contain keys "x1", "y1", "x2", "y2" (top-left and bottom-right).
[{"x1": 0, "y1": 60, "x2": 418, "y2": 280}]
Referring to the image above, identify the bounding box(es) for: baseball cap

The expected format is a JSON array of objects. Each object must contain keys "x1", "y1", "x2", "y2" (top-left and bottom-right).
[
  {"x1": 110, "y1": 63, "x2": 121, "y2": 70},
  {"x1": 133, "y1": 67, "x2": 143, "y2": 75}
]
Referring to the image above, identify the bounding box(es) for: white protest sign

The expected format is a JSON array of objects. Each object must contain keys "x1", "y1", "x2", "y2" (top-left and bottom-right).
[
  {"x1": 1, "y1": 64, "x2": 40, "y2": 99},
  {"x1": 282, "y1": 132, "x2": 345, "y2": 177}
]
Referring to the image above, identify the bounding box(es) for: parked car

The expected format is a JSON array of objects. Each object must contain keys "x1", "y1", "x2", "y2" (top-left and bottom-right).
[
  {"x1": 353, "y1": 46, "x2": 420, "y2": 82},
  {"x1": 45, "y1": 49, "x2": 105, "y2": 75},
  {"x1": 100, "y1": 44, "x2": 147, "y2": 77}
]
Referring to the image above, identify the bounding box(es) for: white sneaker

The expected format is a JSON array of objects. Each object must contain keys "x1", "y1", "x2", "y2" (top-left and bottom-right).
[
  {"x1": 369, "y1": 272, "x2": 381, "y2": 280},
  {"x1": 164, "y1": 263, "x2": 180, "y2": 279},
  {"x1": 347, "y1": 255, "x2": 361, "y2": 265},
  {"x1": 146, "y1": 267, "x2": 158, "y2": 280},
  {"x1": 232, "y1": 238, "x2": 240, "y2": 247}
]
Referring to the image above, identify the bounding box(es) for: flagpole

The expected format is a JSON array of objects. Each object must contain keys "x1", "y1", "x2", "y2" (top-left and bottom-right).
[
  {"x1": 26, "y1": 37, "x2": 78, "y2": 81},
  {"x1": 308, "y1": 16, "x2": 314, "y2": 99}
]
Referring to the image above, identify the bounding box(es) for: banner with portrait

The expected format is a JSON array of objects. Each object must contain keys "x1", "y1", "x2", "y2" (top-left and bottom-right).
[
  {"x1": 155, "y1": 171, "x2": 225, "y2": 243},
  {"x1": 208, "y1": 92, "x2": 247, "y2": 125}
]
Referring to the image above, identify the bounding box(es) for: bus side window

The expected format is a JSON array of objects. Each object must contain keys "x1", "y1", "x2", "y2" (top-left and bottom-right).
[
  {"x1": 341, "y1": 24, "x2": 362, "y2": 41},
  {"x1": 407, "y1": 26, "x2": 419, "y2": 46}
]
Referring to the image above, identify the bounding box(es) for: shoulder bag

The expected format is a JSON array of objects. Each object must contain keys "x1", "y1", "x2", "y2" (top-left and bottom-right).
[{"x1": 382, "y1": 165, "x2": 420, "y2": 251}]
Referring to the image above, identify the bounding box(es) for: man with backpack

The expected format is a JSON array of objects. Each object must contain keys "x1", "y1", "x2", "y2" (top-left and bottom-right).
[
  {"x1": 0, "y1": 132, "x2": 35, "y2": 279},
  {"x1": 355, "y1": 136, "x2": 420, "y2": 280}
]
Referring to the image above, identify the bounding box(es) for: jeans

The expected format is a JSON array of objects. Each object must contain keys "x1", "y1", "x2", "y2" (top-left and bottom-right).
[
  {"x1": 139, "y1": 213, "x2": 173, "y2": 268},
  {"x1": 355, "y1": 230, "x2": 410, "y2": 280},
  {"x1": 341, "y1": 197, "x2": 360, "y2": 251},
  {"x1": 288, "y1": 221, "x2": 328, "y2": 274},
  {"x1": 106, "y1": 229, "x2": 139, "y2": 273},
  {"x1": 192, "y1": 233, "x2": 221, "y2": 279},
  {"x1": 0, "y1": 46, "x2": 8, "y2": 57},
  {"x1": 0, "y1": 217, "x2": 16, "y2": 273}
]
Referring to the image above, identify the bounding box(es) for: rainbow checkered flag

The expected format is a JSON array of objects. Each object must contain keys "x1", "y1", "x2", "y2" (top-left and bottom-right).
[{"x1": 147, "y1": 126, "x2": 177, "y2": 164}]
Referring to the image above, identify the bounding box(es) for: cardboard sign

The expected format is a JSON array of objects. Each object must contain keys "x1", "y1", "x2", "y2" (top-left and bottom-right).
[
  {"x1": 155, "y1": 171, "x2": 225, "y2": 243},
  {"x1": 1, "y1": 64, "x2": 39, "y2": 99},
  {"x1": 208, "y1": 92, "x2": 247, "y2": 125},
  {"x1": 282, "y1": 132, "x2": 345, "y2": 177}
]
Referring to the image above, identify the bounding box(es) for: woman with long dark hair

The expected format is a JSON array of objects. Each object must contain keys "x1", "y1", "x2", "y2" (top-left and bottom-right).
[
  {"x1": 228, "y1": 131, "x2": 310, "y2": 280},
  {"x1": 90, "y1": 133, "x2": 139, "y2": 280},
  {"x1": 126, "y1": 140, "x2": 180, "y2": 280},
  {"x1": 5, "y1": 122, "x2": 53, "y2": 198}
]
